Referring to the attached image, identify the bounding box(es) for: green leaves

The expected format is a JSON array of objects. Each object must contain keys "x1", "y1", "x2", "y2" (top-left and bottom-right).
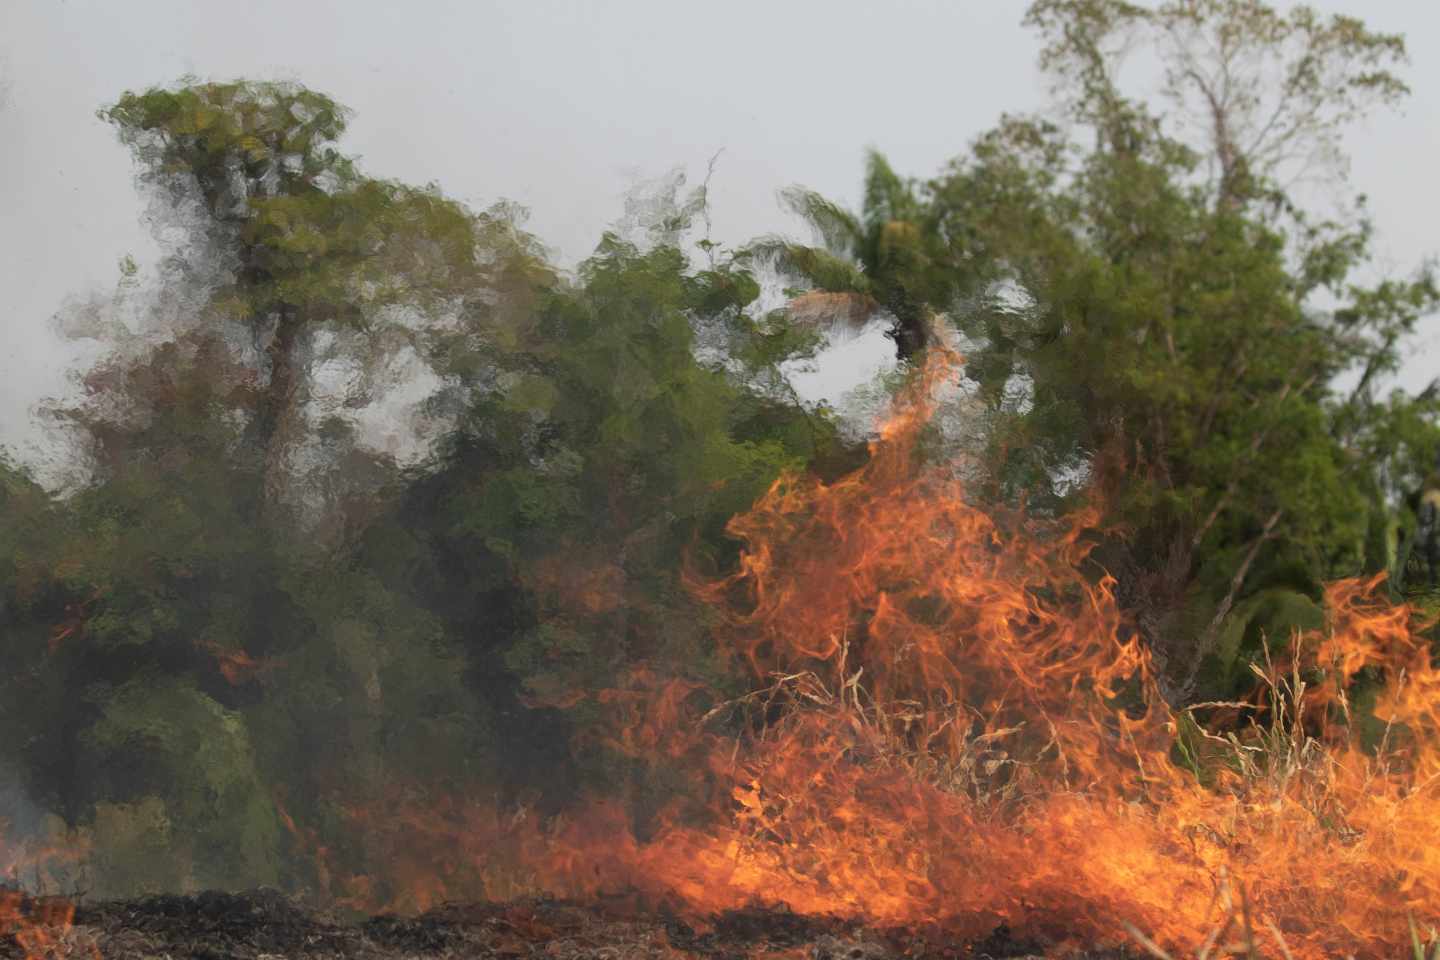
[
  {"x1": 1024, "y1": 0, "x2": 1410, "y2": 208},
  {"x1": 82, "y1": 675, "x2": 281, "y2": 892},
  {"x1": 760, "y1": 150, "x2": 965, "y2": 360},
  {"x1": 406, "y1": 224, "x2": 844, "y2": 739},
  {"x1": 102, "y1": 80, "x2": 496, "y2": 520},
  {"x1": 778, "y1": 185, "x2": 862, "y2": 256},
  {"x1": 103, "y1": 81, "x2": 352, "y2": 218},
  {"x1": 1189, "y1": 587, "x2": 1326, "y2": 701}
]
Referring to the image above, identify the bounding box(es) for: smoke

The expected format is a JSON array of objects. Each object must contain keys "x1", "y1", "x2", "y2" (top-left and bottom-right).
[{"x1": 0, "y1": 761, "x2": 44, "y2": 882}]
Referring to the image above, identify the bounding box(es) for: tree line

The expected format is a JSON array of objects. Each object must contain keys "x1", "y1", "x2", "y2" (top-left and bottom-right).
[{"x1": 1, "y1": 0, "x2": 1435, "y2": 901}]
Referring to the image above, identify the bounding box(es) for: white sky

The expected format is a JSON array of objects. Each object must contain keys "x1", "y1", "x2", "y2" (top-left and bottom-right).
[{"x1": 1, "y1": 1, "x2": 1436, "y2": 465}]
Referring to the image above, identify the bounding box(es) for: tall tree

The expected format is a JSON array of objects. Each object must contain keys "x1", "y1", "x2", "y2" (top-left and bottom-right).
[
  {"x1": 1026, "y1": 0, "x2": 1409, "y2": 210},
  {"x1": 926, "y1": 0, "x2": 1438, "y2": 699},
  {"x1": 749, "y1": 0, "x2": 1435, "y2": 700},
  {"x1": 103, "y1": 81, "x2": 484, "y2": 516}
]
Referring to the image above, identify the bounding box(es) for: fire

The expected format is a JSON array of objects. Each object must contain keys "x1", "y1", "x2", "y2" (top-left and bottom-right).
[
  {"x1": 1, "y1": 826, "x2": 94, "y2": 960},
  {"x1": 512, "y1": 346, "x2": 1440, "y2": 958},
  {"x1": 0, "y1": 891, "x2": 74, "y2": 960},
  {"x1": 43, "y1": 345, "x2": 1436, "y2": 959}
]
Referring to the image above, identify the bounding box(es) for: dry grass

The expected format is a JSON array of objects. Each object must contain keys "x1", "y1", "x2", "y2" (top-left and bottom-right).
[
  {"x1": 703, "y1": 638, "x2": 1039, "y2": 814},
  {"x1": 1125, "y1": 632, "x2": 1433, "y2": 960},
  {"x1": 702, "y1": 622, "x2": 1428, "y2": 959}
]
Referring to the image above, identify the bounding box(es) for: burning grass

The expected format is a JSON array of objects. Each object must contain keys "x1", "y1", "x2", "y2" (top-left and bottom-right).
[
  {"x1": 542, "y1": 347, "x2": 1440, "y2": 957},
  {"x1": 8, "y1": 349, "x2": 1440, "y2": 959},
  {"x1": 252, "y1": 350, "x2": 1440, "y2": 958}
]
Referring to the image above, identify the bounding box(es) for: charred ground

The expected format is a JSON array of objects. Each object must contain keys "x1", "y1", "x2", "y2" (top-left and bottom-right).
[{"x1": 3, "y1": 890, "x2": 1080, "y2": 960}]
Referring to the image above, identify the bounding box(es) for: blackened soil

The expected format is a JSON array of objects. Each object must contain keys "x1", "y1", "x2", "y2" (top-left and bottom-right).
[{"x1": 1, "y1": 889, "x2": 1135, "y2": 960}]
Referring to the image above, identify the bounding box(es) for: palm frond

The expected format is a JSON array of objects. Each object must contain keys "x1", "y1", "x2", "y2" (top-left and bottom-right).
[
  {"x1": 777, "y1": 186, "x2": 862, "y2": 256},
  {"x1": 862, "y1": 149, "x2": 919, "y2": 229},
  {"x1": 746, "y1": 239, "x2": 873, "y2": 296}
]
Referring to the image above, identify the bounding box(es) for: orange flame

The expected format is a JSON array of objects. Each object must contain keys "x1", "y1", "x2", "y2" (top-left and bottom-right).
[
  {"x1": 1, "y1": 825, "x2": 94, "y2": 960},
  {"x1": 594, "y1": 348, "x2": 1440, "y2": 956},
  {"x1": 294, "y1": 348, "x2": 1440, "y2": 958},
  {"x1": 1, "y1": 891, "x2": 69, "y2": 960}
]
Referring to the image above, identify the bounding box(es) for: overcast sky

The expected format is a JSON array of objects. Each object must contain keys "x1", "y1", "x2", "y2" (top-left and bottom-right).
[{"x1": 2, "y1": 0, "x2": 1436, "y2": 464}]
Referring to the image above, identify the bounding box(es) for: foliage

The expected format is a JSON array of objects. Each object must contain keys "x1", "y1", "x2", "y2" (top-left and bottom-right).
[
  {"x1": 376, "y1": 224, "x2": 848, "y2": 797},
  {"x1": 757, "y1": 150, "x2": 961, "y2": 359},
  {"x1": 759, "y1": 0, "x2": 1438, "y2": 700},
  {"x1": 102, "y1": 80, "x2": 490, "y2": 516},
  {"x1": 1, "y1": 0, "x2": 1437, "y2": 906},
  {"x1": 0, "y1": 78, "x2": 847, "y2": 895}
]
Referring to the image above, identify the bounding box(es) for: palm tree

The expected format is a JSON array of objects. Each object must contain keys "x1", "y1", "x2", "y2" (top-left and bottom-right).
[{"x1": 753, "y1": 150, "x2": 955, "y2": 361}]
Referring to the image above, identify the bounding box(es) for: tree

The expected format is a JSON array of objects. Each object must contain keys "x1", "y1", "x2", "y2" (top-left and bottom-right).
[
  {"x1": 1025, "y1": 0, "x2": 1409, "y2": 209},
  {"x1": 0, "y1": 80, "x2": 540, "y2": 895},
  {"x1": 103, "y1": 81, "x2": 486, "y2": 517},
  {"x1": 926, "y1": 0, "x2": 1438, "y2": 699},
  {"x1": 752, "y1": 0, "x2": 1435, "y2": 701},
  {"x1": 757, "y1": 150, "x2": 960, "y2": 361},
  {"x1": 13, "y1": 121, "x2": 849, "y2": 897},
  {"x1": 379, "y1": 217, "x2": 851, "y2": 797}
]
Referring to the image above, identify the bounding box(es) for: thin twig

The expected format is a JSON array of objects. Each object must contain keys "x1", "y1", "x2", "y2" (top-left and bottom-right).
[{"x1": 1123, "y1": 921, "x2": 1177, "y2": 960}]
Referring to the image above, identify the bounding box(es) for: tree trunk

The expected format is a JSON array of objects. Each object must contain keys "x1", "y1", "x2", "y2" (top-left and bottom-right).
[{"x1": 255, "y1": 305, "x2": 306, "y2": 516}]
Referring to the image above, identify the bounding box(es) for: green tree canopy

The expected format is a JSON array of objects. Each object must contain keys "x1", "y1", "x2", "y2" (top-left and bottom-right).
[{"x1": 103, "y1": 80, "x2": 490, "y2": 515}]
